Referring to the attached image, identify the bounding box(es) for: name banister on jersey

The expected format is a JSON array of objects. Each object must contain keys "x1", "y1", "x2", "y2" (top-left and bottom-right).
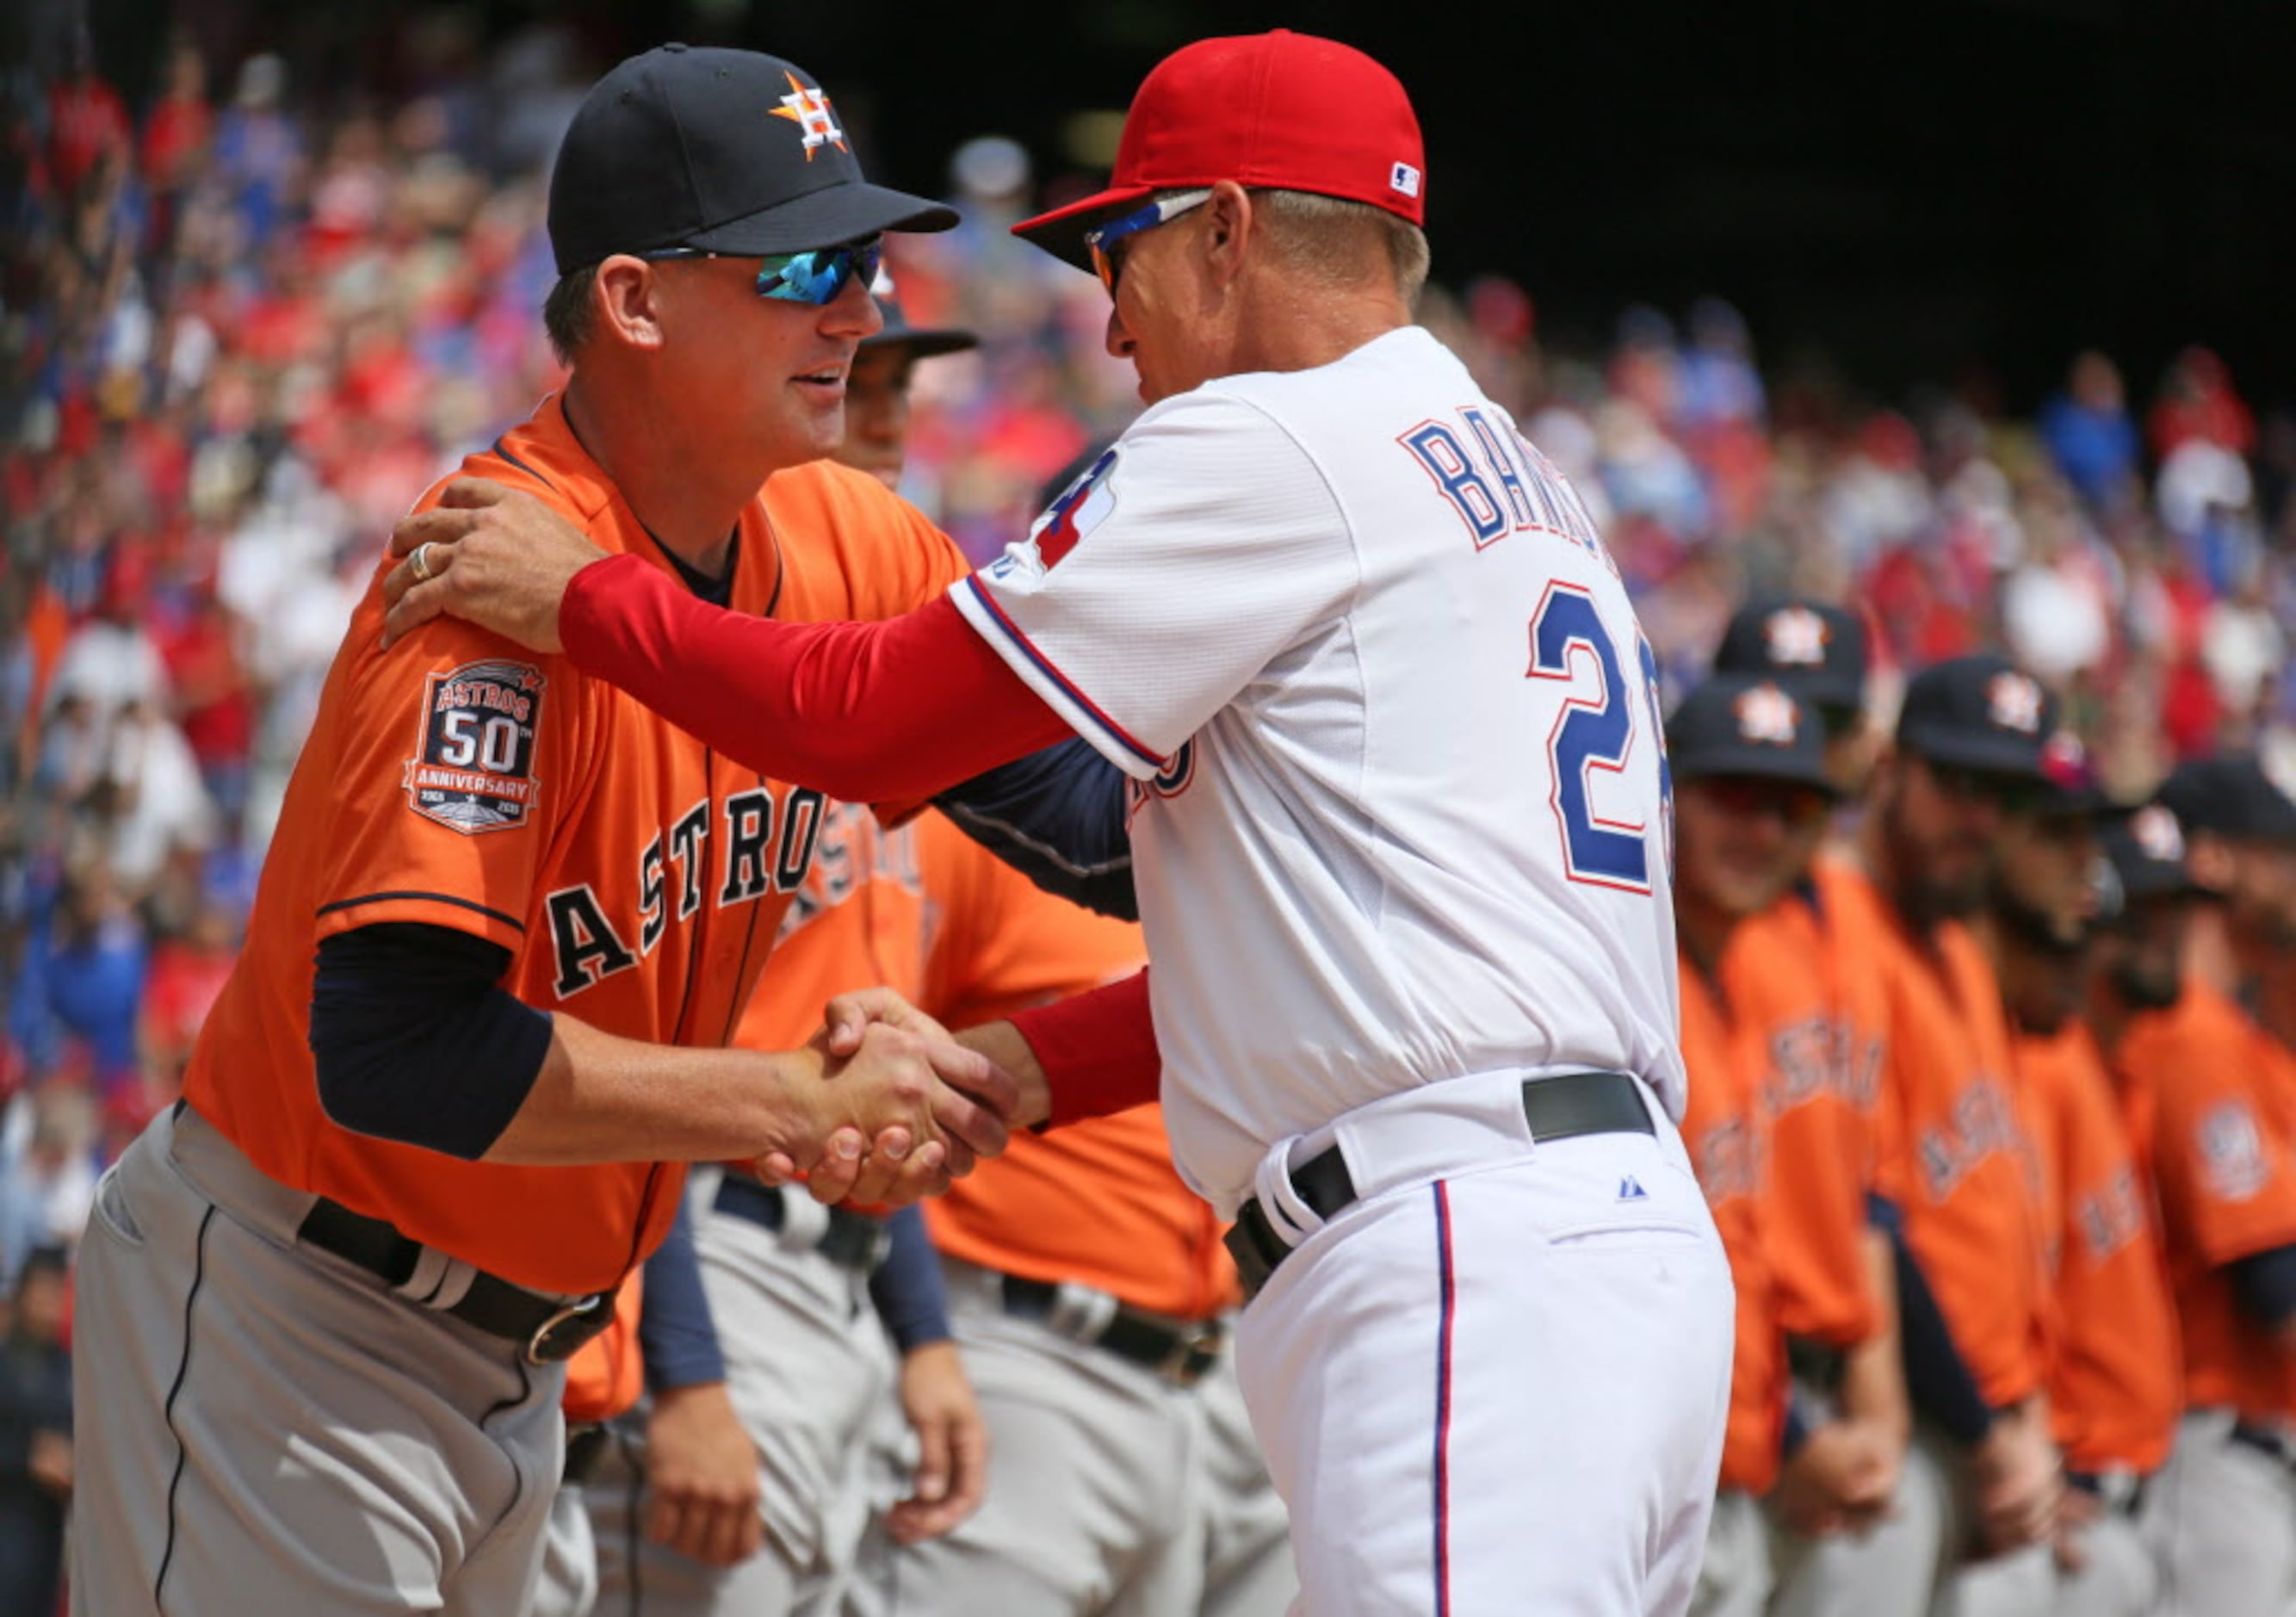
[
  {"x1": 545, "y1": 784, "x2": 827, "y2": 999},
  {"x1": 1397, "y1": 406, "x2": 1608, "y2": 561}
]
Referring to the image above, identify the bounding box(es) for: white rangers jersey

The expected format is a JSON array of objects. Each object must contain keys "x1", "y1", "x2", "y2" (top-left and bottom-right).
[{"x1": 951, "y1": 325, "x2": 1681, "y2": 1213}]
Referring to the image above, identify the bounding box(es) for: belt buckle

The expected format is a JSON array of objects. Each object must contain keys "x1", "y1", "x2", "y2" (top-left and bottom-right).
[
  {"x1": 1160, "y1": 1318, "x2": 1223, "y2": 1386},
  {"x1": 526, "y1": 1294, "x2": 608, "y2": 1365}
]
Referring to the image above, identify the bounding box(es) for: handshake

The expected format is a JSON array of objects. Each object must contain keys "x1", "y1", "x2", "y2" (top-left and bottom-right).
[{"x1": 755, "y1": 987, "x2": 1046, "y2": 1207}]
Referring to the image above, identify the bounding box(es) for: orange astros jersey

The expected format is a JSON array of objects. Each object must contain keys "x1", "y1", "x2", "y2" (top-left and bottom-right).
[
  {"x1": 1679, "y1": 950, "x2": 1785, "y2": 1496},
  {"x1": 1732, "y1": 882, "x2": 1891, "y2": 1353},
  {"x1": 1820, "y1": 858, "x2": 2049, "y2": 1409},
  {"x1": 183, "y1": 394, "x2": 969, "y2": 1296},
  {"x1": 2015, "y1": 1022, "x2": 2180, "y2": 1475},
  {"x1": 2118, "y1": 981, "x2": 2296, "y2": 1423}
]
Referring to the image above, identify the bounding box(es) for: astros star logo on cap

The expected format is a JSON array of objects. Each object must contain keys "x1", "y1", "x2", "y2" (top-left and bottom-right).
[
  {"x1": 1986, "y1": 671, "x2": 2044, "y2": 734},
  {"x1": 2132, "y1": 804, "x2": 2186, "y2": 864},
  {"x1": 1734, "y1": 684, "x2": 1800, "y2": 747},
  {"x1": 770, "y1": 71, "x2": 846, "y2": 158},
  {"x1": 1763, "y1": 606, "x2": 1829, "y2": 667}
]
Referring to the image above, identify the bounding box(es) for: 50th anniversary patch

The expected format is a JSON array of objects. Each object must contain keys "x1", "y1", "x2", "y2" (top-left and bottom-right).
[{"x1": 404, "y1": 660, "x2": 546, "y2": 833}]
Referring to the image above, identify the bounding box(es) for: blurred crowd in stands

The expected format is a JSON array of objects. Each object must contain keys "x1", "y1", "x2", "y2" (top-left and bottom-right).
[{"x1": 1, "y1": 25, "x2": 2292, "y2": 1281}]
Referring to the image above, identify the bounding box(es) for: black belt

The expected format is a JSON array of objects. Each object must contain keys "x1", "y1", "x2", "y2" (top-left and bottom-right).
[
  {"x1": 1224, "y1": 1070, "x2": 1655, "y2": 1301},
  {"x1": 713, "y1": 1174, "x2": 891, "y2": 1272},
  {"x1": 999, "y1": 1275, "x2": 1223, "y2": 1386},
  {"x1": 296, "y1": 1196, "x2": 616, "y2": 1365},
  {"x1": 2230, "y1": 1420, "x2": 2296, "y2": 1471},
  {"x1": 2065, "y1": 1468, "x2": 2147, "y2": 1516},
  {"x1": 563, "y1": 1422, "x2": 611, "y2": 1485}
]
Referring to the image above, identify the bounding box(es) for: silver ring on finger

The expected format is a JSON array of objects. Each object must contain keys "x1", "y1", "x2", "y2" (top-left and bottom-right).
[{"x1": 410, "y1": 542, "x2": 436, "y2": 584}]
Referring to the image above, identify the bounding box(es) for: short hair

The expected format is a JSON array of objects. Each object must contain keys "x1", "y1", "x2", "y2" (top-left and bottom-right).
[
  {"x1": 1249, "y1": 189, "x2": 1430, "y2": 307},
  {"x1": 542, "y1": 263, "x2": 600, "y2": 364}
]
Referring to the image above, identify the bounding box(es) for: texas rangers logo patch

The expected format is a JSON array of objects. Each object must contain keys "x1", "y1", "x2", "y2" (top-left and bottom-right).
[
  {"x1": 1031, "y1": 447, "x2": 1118, "y2": 570},
  {"x1": 404, "y1": 660, "x2": 546, "y2": 834}
]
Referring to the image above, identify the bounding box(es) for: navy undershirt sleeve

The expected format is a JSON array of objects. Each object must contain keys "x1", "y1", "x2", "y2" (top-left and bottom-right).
[
  {"x1": 932, "y1": 737, "x2": 1137, "y2": 920},
  {"x1": 1879, "y1": 1199, "x2": 1995, "y2": 1445},
  {"x1": 868, "y1": 1205, "x2": 953, "y2": 1354},
  {"x1": 639, "y1": 1197, "x2": 727, "y2": 1392},
  {"x1": 2228, "y1": 1243, "x2": 2296, "y2": 1329},
  {"x1": 1781, "y1": 1387, "x2": 1814, "y2": 1461},
  {"x1": 309, "y1": 921, "x2": 554, "y2": 1161}
]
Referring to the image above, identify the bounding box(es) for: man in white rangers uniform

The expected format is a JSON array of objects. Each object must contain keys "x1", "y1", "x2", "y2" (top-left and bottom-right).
[{"x1": 379, "y1": 28, "x2": 1736, "y2": 1615}]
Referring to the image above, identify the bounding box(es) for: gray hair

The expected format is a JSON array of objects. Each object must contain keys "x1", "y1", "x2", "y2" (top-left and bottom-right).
[{"x1": 1250, "y1": 189, "x2": 1430, "y2": 307}]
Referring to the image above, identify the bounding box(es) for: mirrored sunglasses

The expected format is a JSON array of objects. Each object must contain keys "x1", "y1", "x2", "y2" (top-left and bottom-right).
[{"x1": 641, "y1": 238, "x2": 885, "y2": 307}]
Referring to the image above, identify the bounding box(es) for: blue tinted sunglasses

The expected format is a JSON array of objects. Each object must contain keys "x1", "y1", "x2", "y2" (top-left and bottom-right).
[
  {"x1": 641, "y1": 237, "x2": 884, "y2": 307},
  {"x1": 1083, "y1": 189, "x2": 1212, "y2": 294}
]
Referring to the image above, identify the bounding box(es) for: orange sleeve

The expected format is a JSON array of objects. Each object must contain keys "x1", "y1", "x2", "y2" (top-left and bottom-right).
[{"x1": 2149, "y1": 1025, "x2": 2296, "y2": 1267}]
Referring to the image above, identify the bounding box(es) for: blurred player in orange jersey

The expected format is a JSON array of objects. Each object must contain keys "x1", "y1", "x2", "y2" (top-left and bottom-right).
[
  {"x1": 1663, "y1": 675, "x2": 1837, "y2": 1617},
  {"x1": 1711, "y1": 601, "x2": 1922, "y2": 1617},
  {"x1": 2113, "y1": 760, "x2": 2296, "y2": 1615},
  {"x1": 1815, "y1": 655, "x2": 2069, "y2": 1617},
  {"x1": 1973, "y1": 740, "x2": 2178, "y2": 1617}
]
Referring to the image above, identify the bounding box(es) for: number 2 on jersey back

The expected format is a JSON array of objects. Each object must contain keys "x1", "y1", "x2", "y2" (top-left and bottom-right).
[{"x1": 1526, "y1": 583, "x2": 1671, "y2": 894}]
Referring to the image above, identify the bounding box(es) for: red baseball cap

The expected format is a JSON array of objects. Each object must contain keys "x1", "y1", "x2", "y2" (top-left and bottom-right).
[{"x1": 1012, "y1": 30, "x2": 1426, "y2": 272}]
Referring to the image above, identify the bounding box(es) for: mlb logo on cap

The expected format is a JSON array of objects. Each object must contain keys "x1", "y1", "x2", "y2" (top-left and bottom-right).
[{"x1": 1389, "y1": 161, "x2": 1422, "y2": 198}]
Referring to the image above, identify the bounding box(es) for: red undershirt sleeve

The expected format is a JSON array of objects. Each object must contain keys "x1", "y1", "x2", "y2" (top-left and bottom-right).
[
  {"x1": 560, "y1": 552, "x2": 1074, "y2": 802},
  {"x1": 1004, "y1": 970, "x2": 1162, "y2": 1127}
]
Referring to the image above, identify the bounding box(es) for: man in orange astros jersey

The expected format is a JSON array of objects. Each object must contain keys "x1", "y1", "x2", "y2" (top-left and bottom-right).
[
  {"x1": 64, "y1": 46, "x2": 1018, "y2": 1617},
  {"x1": 1663, "y1": 675, "x2": 1838, "y2": 1617},
  {"x1": 1816, "y1": 655, "x2": 2068, "y2": 1617},
  {"x1": 1973, "y1": 740, "x2": 2178, "y2": 1617},
  {"x1": 1711, "y1": 599, "x2": 1921, "y2": 1617},
  {"x1": 2116, "y1": 759, "x2": 2296, "y2": 1615},
  {"x1": 537, "y1": 276, "x2": 994, "y2": 1617}
]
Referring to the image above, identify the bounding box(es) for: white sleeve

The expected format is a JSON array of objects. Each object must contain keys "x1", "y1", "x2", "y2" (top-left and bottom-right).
[{"x1": 950, "y1": 387, "x2": 1357, "y2": 779}]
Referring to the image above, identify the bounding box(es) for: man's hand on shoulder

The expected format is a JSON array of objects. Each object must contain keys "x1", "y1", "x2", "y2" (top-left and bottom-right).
[{"x1": 381, "y1": 477, "x2": 609, "y2": 652}]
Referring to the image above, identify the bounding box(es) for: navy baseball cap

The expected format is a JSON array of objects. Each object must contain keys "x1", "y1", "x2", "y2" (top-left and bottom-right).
[
  {"x1": 1667, "y1": 677, "x2": 1840, "y2": 796},
  {"x1": 1712, "y1": 599, "x2": 1867, "y2": 712},
  {"x1": 861, "y1": 271, "x2": 978, "y2": 361},
  {"x1": 1894, "y1": 654, "x2": 2060, "y2": 780},
  {"x1": 548, "y1": 46, "x2": 958, "y2": 275},
  {"x1": 2102, "y1": 802, "x2": 2201, "y2": 902},
  {"x1": 2156, "y1": 755, "x2": 2296, "y2": 844}
]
